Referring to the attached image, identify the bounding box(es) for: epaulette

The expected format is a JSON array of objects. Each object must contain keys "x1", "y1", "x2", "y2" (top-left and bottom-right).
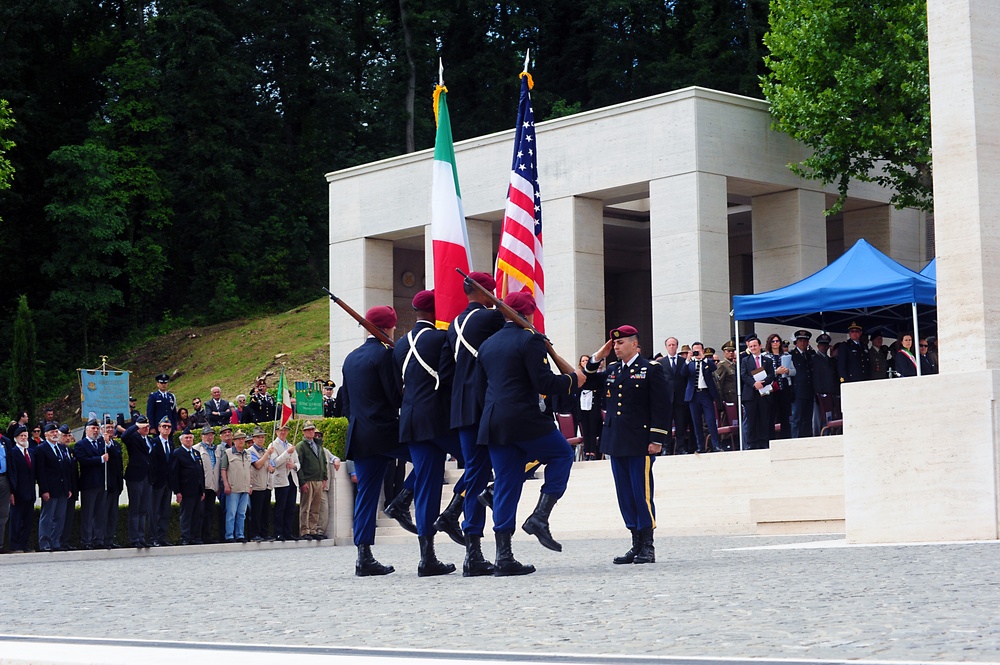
[{"x1": 649, "y1": 360, "x2": 660, "y2": 366}]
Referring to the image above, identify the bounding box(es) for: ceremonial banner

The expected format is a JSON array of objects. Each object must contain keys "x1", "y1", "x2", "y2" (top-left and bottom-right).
[
  {"x1": 294, "y1": 381, "x2": 324, "y2": 418},
  {"x1": 496, "y1": 69, "x2": 545, "y2": 332},
  {"x1": 80, "y1": 369, "x2": 130, "y2": 422},
  {"x1": 431, "y1": 81, "x2": 473, "y2": 328}
]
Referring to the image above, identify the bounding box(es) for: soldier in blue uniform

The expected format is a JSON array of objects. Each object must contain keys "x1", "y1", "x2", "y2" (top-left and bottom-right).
[
  {"x1": 341, "y1": 305, "x2": 409, "y2": 576},
  {"x1": 439, "y1": 271, "x2": 504, "y2": 576},
  {"x1": 838, "y1": 322, "x2": 871, "y2": 383},
  {"x1": 146, "y1": 373, "x2": 178, "y2": 431},
  {"x1": 584, "y1": 325, "x2": 669, "y2": 564},
  {"x1": 789, "y1": 330, "x2": 816, "y2": 438},
  {"x1": 392, "y1": 290, "x2": 463, "y2": 576},
  {"x1": 475, "y1": 292, "x2": 584, "y2": 576}
]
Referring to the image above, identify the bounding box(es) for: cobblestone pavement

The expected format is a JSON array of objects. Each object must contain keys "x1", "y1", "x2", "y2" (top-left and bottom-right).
[{"x1": 2, "y1": 534, "x2": 998, "y2": 663}]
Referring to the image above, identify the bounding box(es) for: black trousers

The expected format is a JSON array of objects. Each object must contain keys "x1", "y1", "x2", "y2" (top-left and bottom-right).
[
  {"x1": 273, "y1": 484, "x2": 297, "y2": 538},
  {"x1": 60, "y1": 492, "x2": 78, "y2": 547},
  {"x1": 744, "y1": 396, "x2": 773, "y2": 450},
  {"x1": 126, "y1": 478, "x2": 151, "y2": 543},
  {"x1": 579, "y1": 407, "x2": 603, "y2": 458},
  {"x1": 201, "y1": 489, "x2": 218, "y2": 543},
  {"x1": 669, "y1": 398, "x2": 692, "y2": 454},
  {"x1": 150, "y1": 483, "x2": 172, "y2": 542},
  {"x1": 9, "y1": 497, "x2": 32, "y2": 551},
  {"x1": 248, "y1": 488, "x2": 271, "y2": 539},
  {"x1": 178, "y1": 491, "x2": 204, "y2": 542},
  {"x1": 103, "y1": 488, "x2": 121, "y2": 546},
  {"x1": 79, "y1": 488, "x2": 110, "y2": 547}
]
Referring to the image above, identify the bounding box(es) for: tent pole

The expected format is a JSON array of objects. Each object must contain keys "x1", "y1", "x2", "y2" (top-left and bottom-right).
[
  {"x1": 912, "y1": 301, "x2": 921, "y2": 377},
  {"x1": 734, "y1": 317, "x2": 745, "y2": 451}
]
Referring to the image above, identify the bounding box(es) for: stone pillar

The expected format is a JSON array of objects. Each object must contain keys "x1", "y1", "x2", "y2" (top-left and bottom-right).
[
  {"x1": 329, "y1": 237, "x2": 393, "y2": 382},
  {"x1": 649, "y1": 173, "x2": 730, "y2": 349},
  {"x1": 543, "y1": 196, "x2": 605, "y2": 363},
  {"x1": 751, "y1": 189, "x2": 827, "y2": 292},
  {"x1": 843, "y1": 0, "x2": 1000, "y2": 543},
  {"x1": 467, "y1": 218, "x2": 493, "y2": 276},
  {"x1": 843, "y1": 205, "x2": 923, "y2": 270}
]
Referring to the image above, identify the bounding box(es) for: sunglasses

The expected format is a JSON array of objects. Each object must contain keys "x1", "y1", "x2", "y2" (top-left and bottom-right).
[
  {"x1": 32, "y1": 429, "x2": 40, "y2": 432},
  {"x1": 919, "y1": 344, "x2": 928, "y2": 347}
]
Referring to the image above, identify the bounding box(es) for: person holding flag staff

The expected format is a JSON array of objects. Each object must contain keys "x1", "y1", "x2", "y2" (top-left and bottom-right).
[{"x1": 475, "y1": 292, "x2": 585, "y2": 576}]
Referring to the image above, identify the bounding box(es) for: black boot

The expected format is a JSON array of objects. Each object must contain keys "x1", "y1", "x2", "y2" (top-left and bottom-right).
[
  {"x1": 613, "y1": 529, "x2": 640, "y2": 565},
  {"x1": 417, "y1": 534, "x2": 456, "y2": 577},
  {"x1": 383, "y1": 488, "x2": 417, "y2": 535},
  {"x1": 463, "y1": 533, "x2": 495, "y2": 577},
  {"x1": 355, "y1": 544, "x2": 395, "y2": 576},
  {"x1": 521, "y1": 493, "x2": 562, "y2": 552},
  {"x1": 433, "y1": 492, "x2": 465, "y2": 546},
  {"x1": 633, "y1": 527, "x2": 655, "y2": 564},
  {"x1": 477, "y1": 483, "x2": 494, "y2": 510},
  {"x1": 493, "y1": 532, "x2": 535, "y2": 576}
]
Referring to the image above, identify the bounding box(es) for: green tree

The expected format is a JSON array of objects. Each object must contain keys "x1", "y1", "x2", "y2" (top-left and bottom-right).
[
  {"x1": 762, "y1": 0, "x2": 931, "y2": 213},
  {"x1": 10, "y1": 295, "x2": 38, "y2": 421},
  {"x1": 0, "y1": 100, "x2": 14, "y2": 205}
]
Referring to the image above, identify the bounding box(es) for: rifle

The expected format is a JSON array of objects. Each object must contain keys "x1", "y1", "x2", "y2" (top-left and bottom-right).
[
  {"x1": 455, "y1": 268, "x2": 577, "y2": 375},
  {"x1": 322, "y1": 287, "x2": 395, "y2": 348}
]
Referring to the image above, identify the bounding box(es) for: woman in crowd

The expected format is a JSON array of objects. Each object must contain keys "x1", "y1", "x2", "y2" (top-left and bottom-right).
[
  {"x1": 894, "y1": 333, "x2": 919, "y2": 377},
  {"x1": 176, "y1": 407, "x2": 190, "y2": 431},
  {"x1": 764, "y1": 334, "x2": 793, "y2": 439},
  {"x1": 577, "y1": 355, "x2": 604, "y2": 460}
]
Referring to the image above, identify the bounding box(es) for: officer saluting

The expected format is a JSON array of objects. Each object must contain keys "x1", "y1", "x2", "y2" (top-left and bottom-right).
[{"x1": 584, "y1": 325, "x2": 669, "y2": 564}]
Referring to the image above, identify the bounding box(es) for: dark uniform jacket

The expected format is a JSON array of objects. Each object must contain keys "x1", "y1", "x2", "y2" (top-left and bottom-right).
[
  {"x1": 34, "y1": 441, "x2": 73, "y2": 498},
  {"x1": 475, "y1": 322, "x2": 574, "y2": 447},
  {"x1": 868, "y1": 346, "x2": 889, "y2": 379},
  {"x1": 838, "y1": 340, "x2": 871, "y2": 382},
  {"x1": 440, "y1": 303, "x2": 505, "y2": 430},
  {"x1": 169, "y1": 446, "x2": 206, "y2": 496},
  {"x1": 245, "y1": 392, "x2": 276, "y2": 424},
  {"x1": 342, "y1": 337, "x2": 402, "y2": 460},
  {"x1": 146, "y1": 390, "x2": 178, "y2": 430},
  {"x1": 6, "y1": 441, "x2": 36, "y2": 504},
  {"x1": 122, "y1": 424, "x2": 153, "y2": 483},
  {"x1": 103, "y1": 436, "x2": 125, "y2": 495},
  {"x1": 75, "y1": 436, "x2": 109, "y2": 491},
  {"x1": 393, "y1": 319, "x2": 450, "y2": 443},
  {"x1": 585, "y1": 354, "x2": 669, "y2": 457},
  {"x1": 714, "y1": 359, "x2": 738, "y2": 404},
  {"x1": 739, "y1": 353, "x2": 776, "y2": 403},
  {"x1": 680, "y1": 357, "x2": 722, "y2": 404},
  {"x1": 149, "y1": 437, "x2": 173, "y2": 488},
  {"x1": 789, "y1": 347, "x2": 815, "y2": 399},
  {"x1": 812, "y1": 351, "x2": 839, "y2": 395}
]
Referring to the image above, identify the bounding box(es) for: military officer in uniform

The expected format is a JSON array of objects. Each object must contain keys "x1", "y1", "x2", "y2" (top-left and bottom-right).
[
  {"x1": 321, "y1": 380, "x2": 341, "y2": 418},
  {"x1": 714, "y1": 340, "x2": 738, "y2": 406},
  {"x1": 812, "y1": 333, "x2": 839, "y2": 396},
  {"x1": 584, "y1": 325, "x2": 669, "y2": 564},
  {"x1": 838, "y1": 322, "x2": 871, "y2": 383},
  {"x1": 146, "y1": 373, "x2": 178, "y2": 430},
  {"x1": 868, "y1": 331, "x2": 889, "y2": 380},
  {"x1": 169, "y1": 427, "x2": 205, "y2": 545},
  {"x1": 439, "y1": 270, "x2": 504, "y2": 576},
  {"x1": 341, "y1": 305, "x2": 409, "y2": 576},
  {"x1": 122, "y1": 416, "x2": 154, "y2": 548},
  {"x1": 475, "y1": 292, "x2": 584, "y2": 576},
  {"x1": 789, "y1": 330, "x2": 816, "y2": 438}
]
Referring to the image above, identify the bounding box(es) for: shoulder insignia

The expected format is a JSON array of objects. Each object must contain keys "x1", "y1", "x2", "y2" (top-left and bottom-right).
[
  {"x1": 542, "y1": 357, "x2": 549, "y2": 365},
  {"x1": 649, "y1": 360, "x2": 660, "y2": 366}
]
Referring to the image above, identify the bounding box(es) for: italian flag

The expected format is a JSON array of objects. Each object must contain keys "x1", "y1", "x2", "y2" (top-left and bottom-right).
[
  {"x1": 276, "y1": 366, "x2": 293, "y2": 427},
  {"x1": 431, "y1": 83, "x2": 473, "y2": 328}
]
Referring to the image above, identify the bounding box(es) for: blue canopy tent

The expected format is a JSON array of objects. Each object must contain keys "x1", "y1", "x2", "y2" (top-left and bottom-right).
[
  {"x1": 729, "y1": 239, "x2": 937, "y2": 448},
  {"x1": 921, "y1": 258, "x2": 936, "y2": 280}
]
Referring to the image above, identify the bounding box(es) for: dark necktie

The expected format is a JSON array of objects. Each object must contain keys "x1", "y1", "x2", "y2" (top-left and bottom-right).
[{"x1": 25, "y1": 448, "x2": 32, "y2": 469}]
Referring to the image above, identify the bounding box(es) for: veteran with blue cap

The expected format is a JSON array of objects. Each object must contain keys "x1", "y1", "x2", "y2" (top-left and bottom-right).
[{"x1": 584, "y1": 324, "x2": 669, "y2": 565}]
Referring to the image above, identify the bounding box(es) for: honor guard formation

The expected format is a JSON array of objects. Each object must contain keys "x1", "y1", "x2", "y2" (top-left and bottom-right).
[{"x1": 0, "y1": 301, "x2": 938, "y2": 565}]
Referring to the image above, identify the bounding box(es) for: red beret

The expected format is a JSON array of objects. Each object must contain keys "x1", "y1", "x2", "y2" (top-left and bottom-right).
[
  {"x1": 411, "y1": 289, "x2": 435, "y2": 312},
  {"x1": 467, "y1": 271, "x2": 496, "y2": 291},
  {"x1": 504, "y1": 291, "x2": 536, "y2": 316},
  {"x1": 365, "y1": 306, "x2": 397, "y2": 329},
  {"x1": 610, "y1": 325, "x2": 639, "y2": 339}
]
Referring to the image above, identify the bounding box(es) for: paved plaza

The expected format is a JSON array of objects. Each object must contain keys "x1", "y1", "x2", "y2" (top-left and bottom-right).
[{"x1": 1, "y1": 533, "x2": 998, "y2": 663}]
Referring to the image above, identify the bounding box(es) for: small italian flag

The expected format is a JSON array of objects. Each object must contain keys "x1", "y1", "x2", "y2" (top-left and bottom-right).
[{"x1": 276, "y1": 366, "x2": 293, "y2": 427}]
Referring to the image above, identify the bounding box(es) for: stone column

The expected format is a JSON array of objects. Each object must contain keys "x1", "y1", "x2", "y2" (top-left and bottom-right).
[
  {"x1": 751, "y1": 189, "x2": 827, "y2": 292},
  {"x1": 466, "y1": 218, "x2": 494, "y2": 276},
  {"x1": 843, "y1": 0, "x2": 1000, "y2": 543},
  {"x1": 543, "y1": 196, "x2": 605, "y2": 363},
  {"x1": 649, "y1": 173, "x2": 730, "y2": 348},
  {"x1": 329, "y1": 237, "x2": 393, "y2": 382},
  {"x1": 843, "y1": 205, "x2": 923, "y2": 270}
]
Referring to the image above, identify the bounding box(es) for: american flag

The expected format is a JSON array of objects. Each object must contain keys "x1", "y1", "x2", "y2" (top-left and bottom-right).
[{"x1": 495, "y1": 71, "x2": 545, "y2": 333}]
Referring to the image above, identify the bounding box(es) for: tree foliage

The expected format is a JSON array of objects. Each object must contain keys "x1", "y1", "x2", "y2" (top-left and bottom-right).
[
  {"x1": 762, "y1": 0, "x2": 932, "y2": 213},
  {"x1": 9, "y1": 295, "x2": 38, "y2": 421},
  {"x1": 0, "y1": 100, "x2": 14, "y2": 203}
]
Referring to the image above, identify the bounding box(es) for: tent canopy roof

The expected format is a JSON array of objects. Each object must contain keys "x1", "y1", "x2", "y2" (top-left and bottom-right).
[{"x1": 732, "y1": 240, "x2": 937, "y2": 334}]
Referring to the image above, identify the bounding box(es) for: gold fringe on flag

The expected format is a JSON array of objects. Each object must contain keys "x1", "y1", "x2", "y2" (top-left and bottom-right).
[
  {"x1": 519, "y1": 71, "x2": 534, "y2": 90},
  {"x1": 433, "y1": 84, "x2": 448, "y2": 127}
]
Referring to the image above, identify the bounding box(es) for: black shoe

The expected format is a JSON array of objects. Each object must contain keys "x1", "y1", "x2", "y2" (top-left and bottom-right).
[
  {"x1": 193, "y1": 540, "x2": 204, "y2": 545},
  {"x1": 225, "y1": 538, "x2": 236, "y2": 543},
  {"x1": 179, "y1": 540, "x2": 191, "y2": 546},
  {"x1": 613, "y1": 529, "x2": 640, "y2": 565},
  {"x1": 107, "y1": 543, "x2": 123, "y2": 549},
  {"x1": 383, "y1": 488, "x2": 418, "y2": 535},
  {"x1": 275, "y1": 535, "x2": 285, "y2": 542},
  {"x1": 356, "y1": 544, "x2": 395, "y2": 577},
  {"x1": 477, "y1": 484, "x2": 494, "y2": 510},
  {"x1": 161, "y1": 540, "x2": 174, "y2": 547},
  {"x1": 433, "y1": 493, "x2": 465, "y2": 546},
  {"x1": 462, "y1": 533, "x2": 495, "y2": 577},
  {"x1": 131, "y1": 541, "x2": 144, "y2": 549},
  {"x1": 633, "y1": 527, "x2": 655, "y2": 564},
  {"x1": 417, "y1": 535, "x2": 456, "y2": 577},
  {"x1": 521, "y1": 493, "x2": 562, "y2": 552},
  {"x1": 83, "y1": 544, "x2": 94, "y2": 550},
  {"x1": 143, "y1": 541, "x2": 152, "y2": 548},
  {"x1": 64, "y1": 544, "x2": 78, "y2": 551},
  {"x1": 238, "y1": 537, "x2": 247, "y2": 543},
  {"x1": 251, "y1": 536, "x2": 264, "y2": 542},
  {"x1": 302, "y1": 534, "x2": 314, "y2": 541},
  {"x1": 493, "y1": 532, "x2": 534, "y2": 576},
  {"x1": 150, "y1": 541, "x2": 162, "y2": 548},
  {"x1": 313, "y1": 534, "x2": 327, "y2": 541}
]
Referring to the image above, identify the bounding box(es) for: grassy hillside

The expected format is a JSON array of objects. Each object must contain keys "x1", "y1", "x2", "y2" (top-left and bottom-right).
[{"x1": 58, "y1": 298, "x2": 330, "y2": 422}]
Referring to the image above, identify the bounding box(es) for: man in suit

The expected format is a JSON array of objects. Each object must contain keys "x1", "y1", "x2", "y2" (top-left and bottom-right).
[
  {"x1": 148, "y1": 417, "x2": 174, "y2": 546},
  {"x1": 122, "y1": 416, "x2": 154, "y2": 548},
  {"x1": 392, "y1": 290, "x2": 462, "y2": 577},
  {"x1": 75, "y1": 418, "x2": 111, "y2": 549},
  {"x1": 0, "y1": 432, "x2": 10, "y2": 553},
  {"x1": 838, "y1": 322, "x2": 871, "y2": 383},
  {"x1": 584, "y1": 325, "x2": 669, "y2": 565},
  {"x1": 789, "y1": 331, "x2": 816, "y2": 438},
  {"x1": 659, "y1": 337, "x2": 687, "y2": 454},
  {"x1": 146, "y1": 373, "x2": 178, "y2": 431},
  {"x1": 101, "y1": 420, "x2": 125, "y2": 548},
  {"x1": 439, "y1": 271, "x2": 505, "y2": 577},
  {"x1": 475, "y1": 292, "x2": 584, "y2": 576},
  {"x1": 35, "y1": 423, "x2": 73, "y2": 551},
  {"x1": 57, "y1": 424, "x2": 79, "y2": 551},
  {"x1": 206, "y1": 386, "x2": 232, "y2": 426},
  {"x1": 740, "y1": 336, "x2": 776, "y2": 450},
  {"x1": 7, "y1": 426, "x2": 36, "y2": 552},
  {"x1": 169, "y1": 428, "x2": 205, "y2": 545},
  {"x1": 681, "y1": 341, "x2": 724, "y2": 453},
  {"x1": 812, "y1": 333, "x2": 839, "y2": 396},
  {"x1": 341, "y1": 305, "x2": 408, "y2": 576}
]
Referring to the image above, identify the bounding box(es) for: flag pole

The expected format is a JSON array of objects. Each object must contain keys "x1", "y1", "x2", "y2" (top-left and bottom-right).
[{"x1": 523, "y1": 49, "x2": 530, "y2": 73}]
